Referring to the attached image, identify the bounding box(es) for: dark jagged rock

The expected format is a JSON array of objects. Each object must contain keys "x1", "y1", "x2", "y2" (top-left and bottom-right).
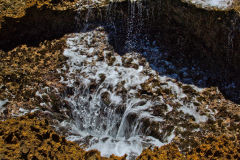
[{"x1": 145, "y1": 0, "x2": 240, "y2": 75}]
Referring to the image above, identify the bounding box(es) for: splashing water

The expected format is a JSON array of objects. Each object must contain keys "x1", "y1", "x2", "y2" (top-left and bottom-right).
[
  {"x1": 55, "y1": 0, "x2": 215, "y2": 159},
  {"x1": 61, "y1": 28, "x2": 164, "y2": 158},
  {"x1": 59, "y1": 25, "x2": 213, "y2": 158}
]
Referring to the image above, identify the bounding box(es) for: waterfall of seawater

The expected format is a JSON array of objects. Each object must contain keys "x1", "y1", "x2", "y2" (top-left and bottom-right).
[{"x1": 58, "y1": 0, "x2": 213, "y2": 159}]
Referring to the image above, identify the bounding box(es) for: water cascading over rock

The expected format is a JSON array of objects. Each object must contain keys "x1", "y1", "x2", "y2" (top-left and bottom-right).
[
  {"x1": 0, "y1": 0, "x2": 240, "y2": 159},
  {"x1": 55, "y1": 1, "x2": 216, "y2": 158}
]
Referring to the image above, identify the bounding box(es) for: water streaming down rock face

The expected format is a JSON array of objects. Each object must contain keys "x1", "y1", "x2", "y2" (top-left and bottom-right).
[{"x1": 57, "y1": 0, "x2": 215, "y2": 158}]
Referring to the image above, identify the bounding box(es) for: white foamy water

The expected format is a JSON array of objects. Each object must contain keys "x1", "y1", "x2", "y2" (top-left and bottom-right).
[
  {"x1": 187, "y1": 0, "x2": 233, "y2": 9},
  {"x1": 0, "y1": 100, "x2": 8, "y2": 107},
  {"x1": 0, "y1": 100, "x2": 8, "y2": 112},
  {"x1": 60, "y1": 26, "x2": 214, "y2": 158}
]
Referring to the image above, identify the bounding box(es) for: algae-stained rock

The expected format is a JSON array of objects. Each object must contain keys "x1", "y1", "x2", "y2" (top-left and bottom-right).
[
  {"x1": 0, "y1": 114, "x2": 86, "y2": 159},
  {"x1": 0, "y1": 113, "x2": 126, "y2": 160}
]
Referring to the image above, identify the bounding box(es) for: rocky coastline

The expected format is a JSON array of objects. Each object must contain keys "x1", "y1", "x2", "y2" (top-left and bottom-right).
[{"x1": 0, "y1": 0, "x2": 240, "y2": 159}]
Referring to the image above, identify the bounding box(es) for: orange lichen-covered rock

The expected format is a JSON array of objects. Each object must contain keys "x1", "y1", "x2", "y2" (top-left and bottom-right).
[
  {"x1": 187, "y1": 135, "x2": 240, "y2": 159},
  {"x1": 0, "y1": 114, "x2": 126, "y2": 160},
  {"x1": 137, "y1": 134, "x2": 240, "y2": 160},
  {"x1": 136, "y1": 144, "x2": 185, "y2": 160}
]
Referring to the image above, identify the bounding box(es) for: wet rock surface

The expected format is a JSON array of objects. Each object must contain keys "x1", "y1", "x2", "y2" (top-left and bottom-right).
[
  {"x1": 136, "y1": 144, "x2": 186, "y2": 160},
  {"x1": 0, "y1": 37, "x2": 68, "y2": 120},
  {"x1": 137, "y1": 0, "x2": 240, "y2": 104}
]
